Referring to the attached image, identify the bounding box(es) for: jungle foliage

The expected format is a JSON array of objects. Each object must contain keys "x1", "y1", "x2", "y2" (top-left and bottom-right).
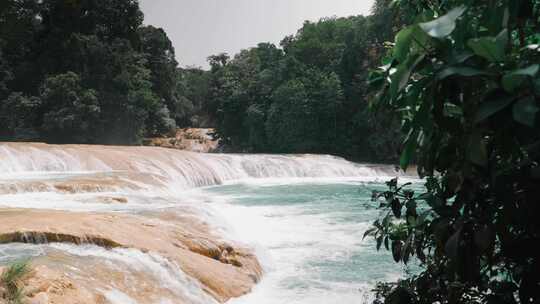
[
  {"x1": 0, "y1": 0, "x2": 194, "y2": 144},
  {"x1": 206, "y1": 3, "x2": 405, "y2": 160},
  {"x1": 0, "y1": 0, "x2": 408, "y2": 162},
  {"x1": 366, "y1": 0, "x2": 540, "y2": 303}
]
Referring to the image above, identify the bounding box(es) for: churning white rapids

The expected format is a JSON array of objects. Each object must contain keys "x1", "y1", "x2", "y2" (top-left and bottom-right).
[{"x1": 0, "y1": 143, "x2": 416, "y2": 304}]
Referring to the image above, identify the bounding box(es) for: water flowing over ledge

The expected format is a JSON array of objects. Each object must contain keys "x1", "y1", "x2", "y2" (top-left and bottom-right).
[
  {"x1": 0, "y1": 143, "x2": 402, "y2": 191},
  {"x1": 0, "y1": 143, "x2": 409, "y2": 304}
]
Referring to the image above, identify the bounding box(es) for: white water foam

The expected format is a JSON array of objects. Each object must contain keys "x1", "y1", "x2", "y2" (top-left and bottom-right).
[
  {"x1": 50, "y1": 244, "x2": 218, "y2": 304},
  {"x1": 0, "y1": 143, "x2": 413, "y2": 303},
  {"x1": 0, "y1": 144, "x2": 404, "y2": 191},
  {"x1": 0, "y1": 243, "x2": 217, "y2": 304}
]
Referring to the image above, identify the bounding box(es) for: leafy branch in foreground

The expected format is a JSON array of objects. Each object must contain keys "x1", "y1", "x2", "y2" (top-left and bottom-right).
[
  {"x1": 1, "y1": 261, "x2": 30, "y2": 304},
  {"x1": 367, "y1": 0, "x2": 540, "y2": 303}
]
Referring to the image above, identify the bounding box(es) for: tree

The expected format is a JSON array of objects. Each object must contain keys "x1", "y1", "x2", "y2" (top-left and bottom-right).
[
  {"x1": 0, "y1": 92, "x2": 41, "y2": 140},
  {"x1": 137, "y1": 25, "x2": 179, "y2": 124},
  {"x1": 39, "y1": 72, "x2": 101, "y2": 143},
  {"x1": 0, "y1": 0, "x2": 178, "y2": 144},
  {"x1": 366, "y1": 1, "x2": 540, "y2": 303},
  {"x1": 207, "y1": 12, "x2": 404, "y2": 160},
  {"x1": 176, "y1": 67, "x2": 212, "y2": 127},
  {"x1": 0, "y1": 42, "x2": 12, "y2": 100}
]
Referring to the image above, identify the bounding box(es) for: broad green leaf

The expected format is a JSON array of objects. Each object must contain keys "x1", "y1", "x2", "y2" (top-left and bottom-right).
[
  {"x1": 467, "y1": 29, "x2": 508, "y2": 62},
  {"x1": 419, "y1": 6, "x2": 467, "y2": 38},
  {"x1": 443, "y1": 103, "x2": 463, "y2": 118},
  {"x1": 392, "y1": 240, "x2": 403, "y2": 263},
  {"x1": 413, "y1": 9, "x2": 435, "y2": 24},
  {"x1": 513, "y1": 97, "x2": 539, "y2": 127},
  {"x1": 445, "y1": 228, "x2": 461, "y2": 261},
  {"x1": 468, "y1": 130, "x2": 488, "y2": 167},
  {"x1": 391, "y1": 198, "x2": 402, "y2": 218},
  {"x1": 524, "y1": 44, "x2": 539, "y2": 51},
  {"x1": 474, "y1": 96, "x2": 514, "y2": 123},
  {"x1": 362, "y1": 227, "x2": 377, "y2": 240},
  {"x1": 438, "y1": 67, "x2": 490, "y2": 80},
  {"x1": 389, "y1": 54, "x2": 425, "y2": 100},
  {"x1": 394, "y1": 26, "x2": 416, "y2": 62},
  {"x1": 488, "y1": 5, "x2": 509, "y2": 34},
  {"x1": 449, "y1": 52, "x2": 474, "y2": 65},
  {"x1": 394, "y1": 25, "x2": 431, "y2": 62},
  {"x1": 502, "y1": 64, "x2": 539, "y2": 92},
  {"x1": 400, "y1": 134, "x2": 418, "y2": 171}
]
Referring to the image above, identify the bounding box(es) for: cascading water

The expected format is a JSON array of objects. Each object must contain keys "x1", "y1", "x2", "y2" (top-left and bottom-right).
[
  {"x1": 0, "y1": 243, "x2": 218, "y2": 304},
  {"x1": 0, "y1": 143, "x2": 415, "y2": 304},
  {"x1": 0, "y1": 143, "x2": 399, "y2": 190}
]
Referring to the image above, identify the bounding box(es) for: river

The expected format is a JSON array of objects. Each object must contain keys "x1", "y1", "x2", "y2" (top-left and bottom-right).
[{"x1": 0, "y1": 143, "x2": 415, "y2": 304}]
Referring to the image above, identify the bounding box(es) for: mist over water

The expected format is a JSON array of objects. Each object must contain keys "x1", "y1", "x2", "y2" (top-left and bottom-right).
[{"x1": 0, "y1": 143, "x2": 415, "y2": 303}]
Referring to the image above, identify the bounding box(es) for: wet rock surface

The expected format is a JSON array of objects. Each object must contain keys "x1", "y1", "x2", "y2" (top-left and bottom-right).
[
  {"x1": 0, "y1": 209, "x2": 262, "y2": 303},
  {"x1": 144, "y1": 128, "x2": 219, "y2": 153}
]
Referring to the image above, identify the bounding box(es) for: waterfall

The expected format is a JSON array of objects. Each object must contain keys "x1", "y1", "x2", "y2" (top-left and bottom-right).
[
  {"x1": 0, "y1": 143, "x2": 400, "y2": 192},
  {"x1": 0, "y1": 143, "x2": 409, "y2": 304}
]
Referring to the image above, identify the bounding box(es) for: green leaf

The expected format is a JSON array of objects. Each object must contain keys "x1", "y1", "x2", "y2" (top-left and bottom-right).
[
  {"x1": 468, "y1": 129, "x2": 488, "y2": 167},
  {"x1": 474, "y1": 96, "x2": 514, "y2": 123},
  {"x1": 400, "y1": 134, "x2": 418, "y2": 171},
  {"x1": 502, "y1": 64, "x2": 539, "y2": 93},
  {"x1": 392, "y1": 240, "x2": 403, "y2": 262},
  {"x1": 391, "y1": 198, "x2": 402, "y2": 218},
  {"x1": 467, "y1": 29, "x2": 508, "y2": 62},
  {"x1": 394, "y1": 25, "x2": 431, "y2": 62},
  {"x1": 438, "y1": 66, "x2": 490, "y2": 80},
  {"x1": 363, "y1": 227, "x2": 377, "y2": 240},
  {"x1": 394, "y1": 26, "x2": 416, "y2": 62},
  {"x1": 513, "y1": 97, "x2": 539, "y2": 127},
  {"x1": 445, "y1": 228, "x2": 461, "y2": 261},
  {"x1": 376, "y1": 236, "x2": 383, "y2": 251},
  {"x1": 448, "y1": 52, "x2": 474, "y2": 65},
  {"x1": 419, "y1": 6, "x2": 467, "y2": 38},
  {"x1": 443, "y1": 102, "x2": 463, "y2": 118},
  {"x1": 389, "y1": 54, "x2": 425, "y2": 100},
  {"x1": 524, "y1": 44, "x2": 539, "y2": 51},
  {"x1": 401, "y1": 235, "x2": 413, "y2": 264}
]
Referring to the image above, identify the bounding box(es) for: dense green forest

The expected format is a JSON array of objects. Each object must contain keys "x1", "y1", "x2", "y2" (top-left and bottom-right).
[
  {"x1": 204, "y1": 8, "x2": 403, "y2": 160},
  {"x1": 0, "y1": 0, "x2": 404, "y2": 161},
  {"x1": 0, "y1": 0, "x2": 182, "y2": 144}
]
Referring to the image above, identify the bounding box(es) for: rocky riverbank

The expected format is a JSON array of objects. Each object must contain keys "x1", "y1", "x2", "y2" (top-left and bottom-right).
[{"x1": 144, "y1": 128, "x2": 219, "y2": 153}]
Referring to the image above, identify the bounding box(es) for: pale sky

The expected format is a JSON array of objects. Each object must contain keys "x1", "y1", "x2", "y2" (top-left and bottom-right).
[{"x1": 139, "y1": 0, "x2": 374, "y2": 69}]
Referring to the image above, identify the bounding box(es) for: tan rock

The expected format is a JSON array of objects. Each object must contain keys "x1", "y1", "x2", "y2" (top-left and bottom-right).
[
  {"x1": 0, "y1": 208, "x2": 262, "y2": 303},
  {"x1": 28, "y1": 292, "x2": 48, "y2": 304},
  {"x1": 144, "y1": 128, "x2": 219, "y2": 153}
]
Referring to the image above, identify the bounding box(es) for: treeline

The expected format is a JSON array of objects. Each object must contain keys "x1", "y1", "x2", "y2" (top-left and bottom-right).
[
  {"x1": 204, "y1": 1, "x2": 404, "y2": 161},
  {"x1": 0, "y1": 0, "x2": 403, "y2": 161},
  {"x1": 0, "y1": 0, "x2": 200, "y2": 144}
]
